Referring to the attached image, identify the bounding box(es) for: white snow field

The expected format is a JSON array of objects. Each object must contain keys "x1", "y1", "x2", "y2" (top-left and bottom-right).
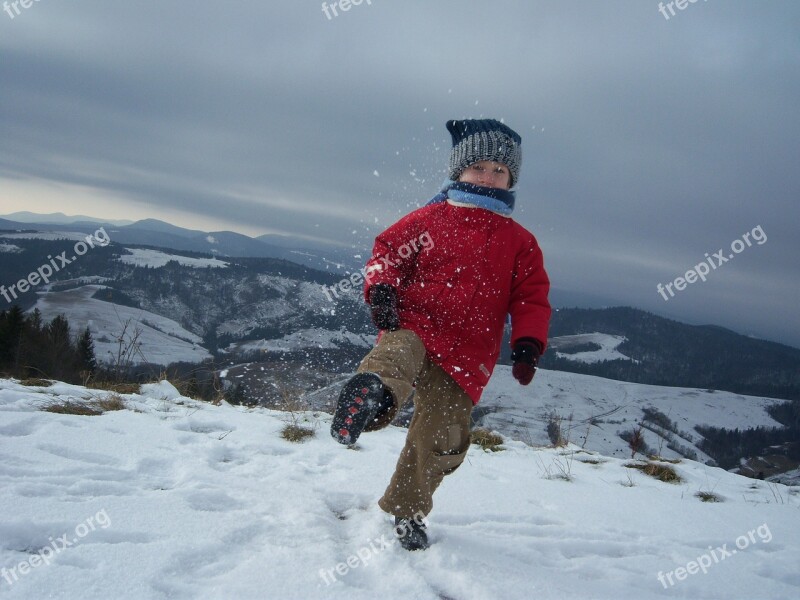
[
  {"x1": 1, "y1": 377, "x2": 799, "y2": 600},
  {"x1": 116, "y1": 248, "x2": 230, "y2": 269},
  {"x1": 478, "y1": 367, "x2": 785, "y2": 464},
  {"x1": 31, "y1": 285, "x2": 212, "y2": 366},
  {"x1": 548, "y1": 333, "x2": 634, "y2": 364}
]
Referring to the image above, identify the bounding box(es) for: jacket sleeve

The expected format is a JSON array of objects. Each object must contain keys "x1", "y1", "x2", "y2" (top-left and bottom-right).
[
  {"x1": 362, "y1": 208, "x2": 427, "y2": 302},
  {"x1": 508, "y1": 233, "x2": 552, "y2": 352}
]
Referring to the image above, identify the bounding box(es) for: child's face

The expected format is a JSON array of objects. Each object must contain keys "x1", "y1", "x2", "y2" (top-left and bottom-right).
[{"x1": 458, "y1": 160, "x2": 511, "y2": 190}]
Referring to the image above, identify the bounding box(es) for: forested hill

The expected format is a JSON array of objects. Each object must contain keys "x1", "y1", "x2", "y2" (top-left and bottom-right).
[{"x1": 538, "y1": 307, "x2": 800, "y2": 401}]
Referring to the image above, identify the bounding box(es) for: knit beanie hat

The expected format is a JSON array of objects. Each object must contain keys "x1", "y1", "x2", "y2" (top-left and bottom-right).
[{"x1": 447, "y1": 119, "x2": 523, "y2": 188}]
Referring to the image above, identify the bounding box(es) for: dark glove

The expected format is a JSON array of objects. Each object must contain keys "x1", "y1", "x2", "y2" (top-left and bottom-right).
[
  {"x1": 368, "y1": 284, "x2": 400, "y2": 331},
  {"x1": 511, "y1": 338, "x2": 542, "y2": 385}
]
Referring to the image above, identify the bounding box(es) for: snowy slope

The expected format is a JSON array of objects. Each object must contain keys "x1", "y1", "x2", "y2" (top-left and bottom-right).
[
  {"x1": 31, "y1": 285, "x2": 212, "y2": 366},
  {"x1": 223, "y1": 328, "x2": 374, "y2": 354},
  {"x1": 479, "y1": 366, "x2": 784, "y2": 464},
  {"x1": 1, "y1": 378, "x2": 798, "y2": 600},
  {"x1": 548, "y1": 332, "x2": 634, "y2": 363},
  {"x1": 116, "y1": 248, "x2": 229, "y2": 269}
]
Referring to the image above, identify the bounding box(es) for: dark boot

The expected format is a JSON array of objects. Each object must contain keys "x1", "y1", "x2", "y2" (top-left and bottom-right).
[
  {"x1": 394, "y1": 516, "x2": 429, "y2": 551},
  {"x1": 331, "y1": 373, "x2": 392, "y2": 445}
]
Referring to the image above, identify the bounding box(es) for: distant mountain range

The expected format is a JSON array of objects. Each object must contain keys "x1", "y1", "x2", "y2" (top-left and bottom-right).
[
  {"x1": 1, "y1": 211, "x2": 136, "y2": 226},
  {"x1": 2, "y1": 214, "x2": 799, "y2": 403},
  {"x1": 0, "y1": 213, "x2": 363, "y2": 274}
]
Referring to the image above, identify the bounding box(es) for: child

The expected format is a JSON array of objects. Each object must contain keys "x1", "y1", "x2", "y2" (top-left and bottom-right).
[{"x1": 331, "y1": 119, "x2": 551, "y2": 550}]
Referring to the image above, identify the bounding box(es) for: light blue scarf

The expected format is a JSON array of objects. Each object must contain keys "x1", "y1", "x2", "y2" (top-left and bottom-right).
[{"x1": 426, "y1": 179, "x2": 515, "y2": 216}]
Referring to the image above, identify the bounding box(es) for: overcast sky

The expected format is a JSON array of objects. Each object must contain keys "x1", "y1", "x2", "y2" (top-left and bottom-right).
[{"x1": 1, "y1": 1, "x2": 798, "y2": 347}]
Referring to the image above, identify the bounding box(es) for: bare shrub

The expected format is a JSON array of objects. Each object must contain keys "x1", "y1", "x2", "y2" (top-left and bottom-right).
[
  {"x1": 471, "y1": 428, "x2": 504, "y2": 452},
  {"x1": 546, "y1": 412, "x2": 566, "y2": 447}
]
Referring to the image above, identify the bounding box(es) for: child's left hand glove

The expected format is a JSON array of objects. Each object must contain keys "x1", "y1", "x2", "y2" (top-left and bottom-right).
[
  {"x1": 368, "y1": 284, "x2": 400, "y2": 331},
  {"x1": 511, "y1": 338, "x2": 542, "y2": 385}
]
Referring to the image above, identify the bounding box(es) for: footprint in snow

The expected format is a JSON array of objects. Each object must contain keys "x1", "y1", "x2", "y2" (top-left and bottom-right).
[
  {"x1": 172, "y1": 419, "x2": 236, "y2": 436},
  {"x1": 0, "y1": 417, "x2": 43, "y2": 437},
  {"x1": 136, "y1": 457, "x2": 179, "y2": 491},
  {"x1": 36, "y1": 443, "x2": 121, "y2": 466},
  {"x1": 182, "y1": 489, "x2": 245, "y2": 512}
]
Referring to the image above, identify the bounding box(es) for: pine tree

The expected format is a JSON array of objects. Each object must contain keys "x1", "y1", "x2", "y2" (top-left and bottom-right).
[
  {"x1": 21, "y1": 309, "x2": 49, "y2": 379},
  {"x1": 0, "y1": 305, "x2": 25, "y2": 373},
  {"x1": 29, "y1": 308, "x2": 43, "y2": 332},
  {"x1": 44, "y1": 314, "x2": 73, "y2": 380},
  {"x1": 77, "y1": 327, "x2": 98, "y2": 375}
]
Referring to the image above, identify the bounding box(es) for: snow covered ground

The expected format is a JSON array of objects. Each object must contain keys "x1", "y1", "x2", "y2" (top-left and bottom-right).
[
  {"x1": 1, "y1": 378, "x2": 798, "y2": 599},
  {"x1": 116, "y1": 248, "x2": 229, "y2": 269},
  {"x1": 479, "y1": 366, "x2": 784, "y2": 464},
  {"x1": 548, "y1": 332, "x2": 634, "y2": 363},
  {"x1": 31, "y1": 285, "x2": 212, "y2": 366}
]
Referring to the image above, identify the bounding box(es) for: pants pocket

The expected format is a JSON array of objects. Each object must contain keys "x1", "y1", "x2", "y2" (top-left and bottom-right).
[{"x1": 423, "y1": 445, "x2": 469, "y2": 478}]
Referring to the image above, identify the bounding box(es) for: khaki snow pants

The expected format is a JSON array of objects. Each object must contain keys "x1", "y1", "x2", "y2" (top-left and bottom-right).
[{"x1": 356, "y1": 329, "x2": 474, "y2": 519}]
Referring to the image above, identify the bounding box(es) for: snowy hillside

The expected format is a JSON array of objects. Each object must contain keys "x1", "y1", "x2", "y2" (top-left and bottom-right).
[
  {"x1": 478, "y1": 366, "x2": 785, "y2": 466},
  {"x1": 31, "y1": 285, "x2": 212, "y2": 366},
  {"x1": 1, "y1": 378, "x2": 798, "y2": 600},
  {"x1": 548, "y1": 332, "x2": 634, "y2": 364},
  {"x1": 116, "y1": 248, "x2": 230, "y2": 269}
]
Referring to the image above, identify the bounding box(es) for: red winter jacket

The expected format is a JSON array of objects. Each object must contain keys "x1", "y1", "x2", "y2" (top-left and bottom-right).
[{"x1": 363, "y1": 199, "x2": 551, "y2": 404}]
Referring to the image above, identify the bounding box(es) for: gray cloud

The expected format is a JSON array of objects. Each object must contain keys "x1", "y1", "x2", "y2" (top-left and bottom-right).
[{"x1": 1, "y1": 0, "x2": 798, "y2": 345}]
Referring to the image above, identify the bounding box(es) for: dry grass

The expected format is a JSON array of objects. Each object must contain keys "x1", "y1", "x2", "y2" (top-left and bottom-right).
[
  {"x1": 281, "y1": 423, "x2": 315, "y2": 443},
  {"x1": 536, "y1": 451, "x2": 575, "y2": 482},
  {"x1": 86, "y1": 381, "x2": 141, "y2": 394},
  {"x1": 696, "y1": 491, "x2": 723, "y2": 503},
  {"x1": 470, "y1": 428, "x2": 504, "y2": 452},
  {"x1": 41, "y1": 394, "x2": 127, "y2": 416},
  {"x1": 275, "y1": 383, "x2": 317, "y2": 443},
  {"x1": 94, "y1": 394, "x2": 127, "y2": 412},
  {"x1": 624, "y1": 461, "x2": 683, "y2": 483},
  {"x1": 20, "y1": 378, "x2": 53, "y2": 387},
  {"x1": 621, "y1": 470, "x2": 636, "y2": 487},
  {"x1": 43, "y1": 401, "x2": 103, "y2": 416},
  {"x1": 648, "y1": 455, "x2": 682, "y2": 464}
]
